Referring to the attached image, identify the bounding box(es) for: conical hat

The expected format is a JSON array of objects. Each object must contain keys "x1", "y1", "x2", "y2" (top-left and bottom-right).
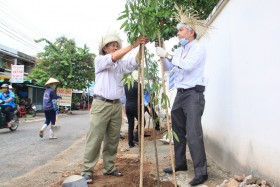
[
  {"x1": 45, "y1": 78, "x2": 60, "y2": 86},
  {"x1": 98, "y1": 34, "x2": 122, "y2": 55}
]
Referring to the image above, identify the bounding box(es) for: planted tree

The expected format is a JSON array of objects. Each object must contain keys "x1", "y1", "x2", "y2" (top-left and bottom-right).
[
  {"x1": 119, "y1": 1, "x2": 177, "y2": 186},
  {"x1": 118, "y1": 0, "x2": 217, "y2": 186}
]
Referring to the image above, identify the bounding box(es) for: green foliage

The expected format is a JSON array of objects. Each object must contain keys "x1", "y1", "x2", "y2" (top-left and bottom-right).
[
  {"x1": 175, "y1": 0, "x2": 219, "y2": 19},
  {"x1": 143, "y1": 48, "x2": 161, "y2": 107},
  {"x1": 165, "y1": 130, "x2": 180, "y2": 142},
  {"x1": 118, "y1": 0, "x2": 218, "y2": 144},
  {"x1": 172, "y1": 130, "x2": 179, "y2": 142},
  {"x1": 122, "y1": 73, "x2": 136, "y2": 91},
  {"x1": 118, "y1": 0, "x2": 218, "y2": 42},
  {"x1": 144, "y1": 51, "x2": 160, "y2": 83},
  {"x1": 161, "y1": 92, "x2": 170, "y2": 109},
  {"x1": 29, "y1": 37, "x2": 95, "y2": 90}
]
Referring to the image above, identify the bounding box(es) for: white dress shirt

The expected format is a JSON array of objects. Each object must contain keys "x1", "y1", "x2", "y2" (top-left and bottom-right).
[
  {"x1": 94, "y1": 54, "x2": 138, "y2": 100},
  {"x1": 163, "y1": 40, "x2": 206, "y2": 89}
]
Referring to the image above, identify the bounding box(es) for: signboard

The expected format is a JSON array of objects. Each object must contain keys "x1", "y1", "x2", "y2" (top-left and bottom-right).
[
  {"x1": 11, "y1": 65, "x2": 24, "y2": 83},
  {"x1": 56, "y1": 88, "x2": 72, "y2": 106}
]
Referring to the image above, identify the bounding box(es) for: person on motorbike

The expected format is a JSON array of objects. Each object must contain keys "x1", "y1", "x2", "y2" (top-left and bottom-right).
[{"x1": 0, "y1": 84, "x2": 15, "y2": 128}]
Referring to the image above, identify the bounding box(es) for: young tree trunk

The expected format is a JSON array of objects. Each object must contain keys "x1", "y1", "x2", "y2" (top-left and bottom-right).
[
  {"x1": 158, "y1": 31, "x2": 177, "y2": 187},
  {"x1": 144, "y1": 53, "x2": 160, "y2": 187}
]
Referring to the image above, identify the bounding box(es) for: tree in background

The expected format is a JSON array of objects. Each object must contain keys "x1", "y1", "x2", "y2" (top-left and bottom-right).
[{"x1": 28, "y1": 36, "x2": 95, "y2": 90}]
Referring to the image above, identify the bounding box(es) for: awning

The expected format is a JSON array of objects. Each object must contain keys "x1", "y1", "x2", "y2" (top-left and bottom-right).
[
  {"x1": 0, "y1": 75, "x2": 10, "y2": 79},
  {"x1": 25, "y1": 84, "x2": 45, "y2": 89}
]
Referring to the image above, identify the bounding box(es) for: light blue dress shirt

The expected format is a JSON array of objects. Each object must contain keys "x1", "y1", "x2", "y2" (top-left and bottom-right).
[{"x1": 163, "y1": 40, "x2": 206, "y2": 89}]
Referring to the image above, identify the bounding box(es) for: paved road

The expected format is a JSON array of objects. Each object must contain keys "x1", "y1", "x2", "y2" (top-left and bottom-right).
[{"x1": 0, "y1": 110, "x2": 89, "y2": 183}]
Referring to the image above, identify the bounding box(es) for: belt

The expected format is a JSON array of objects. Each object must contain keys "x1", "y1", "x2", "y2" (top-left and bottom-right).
[
  {"x1": 94, "y1": 95, "x2": 120, "y2": 103},
  {"x1": 177, "y1": 87, "x2": 195, "y2": 93}
]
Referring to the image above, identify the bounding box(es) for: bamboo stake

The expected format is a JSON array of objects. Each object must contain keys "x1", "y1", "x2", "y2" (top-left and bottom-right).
[
  {"x1": 158, "y1": 31, "x2": 177, "y2": 186},
  {"x1": 144, "y1": 53, "x2": 160, "y2": 187},
  {"x1": 139, "y1": 41, "x2": 145, "y2": 187},
  {"x1": 137, "y1": 58, "x2": 141, "y2": 154}
]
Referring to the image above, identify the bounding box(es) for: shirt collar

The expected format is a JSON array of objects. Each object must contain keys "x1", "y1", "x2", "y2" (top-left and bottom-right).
[{"x1": 180, "y1": 39, "x2": 197, "y2": 52}]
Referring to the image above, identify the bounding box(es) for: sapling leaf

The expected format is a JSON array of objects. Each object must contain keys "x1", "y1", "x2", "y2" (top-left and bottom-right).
[
  {"x1": 120, "y1": 20, "x2": 128, "y2": 30},
  {"x1": 172, "y1": 130, "x2": 180, "y2": 142}
]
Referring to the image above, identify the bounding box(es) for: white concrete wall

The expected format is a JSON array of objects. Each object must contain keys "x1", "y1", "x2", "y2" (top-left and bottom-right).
[{"x1": 199, "y1": 0, "x2": 280, "y2": 185}]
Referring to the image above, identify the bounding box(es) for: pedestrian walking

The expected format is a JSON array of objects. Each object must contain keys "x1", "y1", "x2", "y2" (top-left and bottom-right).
[
  {"x1": 39, "y1": 78, "x2": 60, "y2": 139},
  {"x1": 156, "y1": 7, "x2": 211, "y2": 186},
  {"x1": 81, "y1": 34, "x2": 148, "y2": 184}
]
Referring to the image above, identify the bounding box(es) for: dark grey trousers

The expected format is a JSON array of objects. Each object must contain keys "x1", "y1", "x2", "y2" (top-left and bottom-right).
[{"x1": 171, "y1": 89, "x2": 207, "y2": 177}]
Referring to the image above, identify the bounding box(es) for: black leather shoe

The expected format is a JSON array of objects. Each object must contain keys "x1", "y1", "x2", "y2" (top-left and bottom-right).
[
  {"x1": 189, "y1": 174, "x2": 208, "y2": 186},
  {"x1": 163, "y1": 166, "x2": 188, "y2": 174}
]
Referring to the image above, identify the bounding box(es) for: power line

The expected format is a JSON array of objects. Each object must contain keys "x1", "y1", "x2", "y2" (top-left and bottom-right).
[
  {"x1": 0, "y1": 26, "x2": 41, "y2": 52},
  {"x1": 0, "y1": 19, "x2": 44, "y2": 50},
  {"x1": 0, "y1": 1, "x2": 46, "y2": 38},
  {"x1": 0, "y1": 25, "x2": 42, "y2": 51},
  {"x1": 0, "y1": 1, "x2": 48, "y2": 53}
]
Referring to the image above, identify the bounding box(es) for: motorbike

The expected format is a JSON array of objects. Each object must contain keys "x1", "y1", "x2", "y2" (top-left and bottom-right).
[
  {"x1": 19, "y1": 102, "x2": 36, "y2": 117},
  {"x1": 0, "y1": 100, "x2": 19, "y2": 131}
]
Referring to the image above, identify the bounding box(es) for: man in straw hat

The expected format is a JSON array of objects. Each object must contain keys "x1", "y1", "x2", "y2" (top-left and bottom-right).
[
  {"x1": 39, "y1": 77, "x2": 60, "y2": 139},
  {"x1": 155, "y1": 6, "x2": 210, "y2": 186},
  {"x1": 81, "y1": 34, "x2": 148, "y2": 184}
]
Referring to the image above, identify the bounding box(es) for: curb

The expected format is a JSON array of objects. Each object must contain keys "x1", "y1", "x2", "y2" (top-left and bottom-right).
[
  {"x1": 20, "y1": 118, "x2": 45, "y2": 123},
  {"x1": 18, "y1": 111, "x2": 88, "y2": 123}
]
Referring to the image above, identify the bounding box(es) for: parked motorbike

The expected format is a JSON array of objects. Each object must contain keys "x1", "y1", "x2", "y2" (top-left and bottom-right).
[
  {"x1": 19, "y1": 102, "x2": 36, "y2": 117},
  {"x1": 0, "y1": 100, "x2": 19, "y2": 131}
]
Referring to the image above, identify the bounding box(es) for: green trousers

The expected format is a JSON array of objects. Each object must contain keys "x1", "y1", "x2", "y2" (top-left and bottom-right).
[{"x1": 81, "y1": 99, "x2": 122, "y2": 176}]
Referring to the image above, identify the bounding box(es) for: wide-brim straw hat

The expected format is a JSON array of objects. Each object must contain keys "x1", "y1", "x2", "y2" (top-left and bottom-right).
[
  {"x1": 174, "y1": 4, "x2": 211, "y2": 39},
  {"x1": 98, "y1": 34, "x2": 122, "y2": 55},
  {"x1": 45, "y1": 78, "x2": 60, "y2": 86}
]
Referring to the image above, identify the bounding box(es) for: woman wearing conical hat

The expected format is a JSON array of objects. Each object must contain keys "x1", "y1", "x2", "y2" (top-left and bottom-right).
[
  {"x1": 156, "y1": 5, "x2": 211, "y2": 186},
  {"x1": 39, "y1": 77, "x2": 60, "y2": 139},
  {"x1": 81, "y1": 34, "x2": 148, "y2": 184}
]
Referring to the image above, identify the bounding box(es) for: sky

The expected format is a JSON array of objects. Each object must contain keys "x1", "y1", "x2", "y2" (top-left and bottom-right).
[
  {"x1": 0, "y1": 0, "x2": 178, "y2": 59},
  {"x1": 0, "y1": 0, "x2": 131, "y2": 56}
]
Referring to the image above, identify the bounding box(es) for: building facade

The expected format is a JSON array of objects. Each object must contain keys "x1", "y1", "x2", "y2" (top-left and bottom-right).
[{"x1": 0, "y1": 43, "x2": 44, "y2": 110}]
